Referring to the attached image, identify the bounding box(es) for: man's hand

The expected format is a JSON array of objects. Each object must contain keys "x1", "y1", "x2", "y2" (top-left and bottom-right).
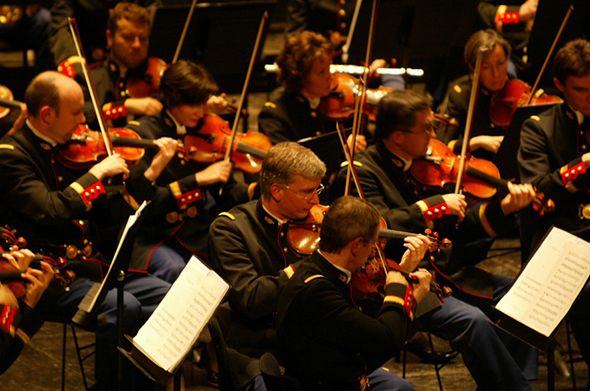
[
  {"x1": 89, "y1": 153, "x2": 129, "y2": 180},
  {"x1": 124, "y1": 97, "x2": 163, "y2": 116},
  {"x1": 399, "y1": 234, "x2": 431, "y2": 273},
  {"x1": 410, "y1": 268, "x2": 432, "y2": 303},
  {"x1": 519, "y1": 0, "x2": 538, "y2": 22},
  {"x1": 441, "y1": 193, "x2": 467, "y2": 220},
  {"x1": 195, "y1": 160, "x2": 232, "y2": 186},
  {"x1": 346, "y1": 134, "x2": 367, "y2": 154},
  {"x1": 500, "y1": 182, "x2": 536, "y2": 215},
  {"x1": 469, "y1": 135, "x2": 504, "y2": 153},
  {"x1": 207, "y1": 94, "x2": 229, "y2": 113},
  {"x1": 21, "y1": 261, "x2": 54, "y2": 309},
  {"x1": 144, "y1": 137, "x2": 178, "y2": 182}
]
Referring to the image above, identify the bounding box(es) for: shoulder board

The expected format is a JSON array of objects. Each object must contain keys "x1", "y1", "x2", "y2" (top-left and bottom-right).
[
  {"x1": 530, "y1": 115, "x2": 541, "y2": 121},
  {"x1": 453, "y1": 85, "x2": 462, "y2": 94},
  {"x1": 127, "y1": 120, "x2": 141, "y2": 126},
  {"x1": 0, "y1": 144, "x2": 14, "y2": 150},
  {"x1": 264, "y1": 102, "x2": 276, "y2": 109},
  {"x1": 339, "y1": 160, "x2": 363, "y2": 168},
  {"x1": 304, "y1": 274, "x2": 325, "y2": 284},
  {"x1": 218, "y1": 211, "x2": 236, "y2": 220}
]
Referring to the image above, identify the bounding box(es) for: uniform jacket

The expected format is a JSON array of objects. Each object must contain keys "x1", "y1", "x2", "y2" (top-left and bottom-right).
[
  {"x1": 0, "y1": 303, "x2": 44, "y2": 374},
  {"x1": 518, "y1": 104, "x2": 590, "y2": 259},
  {"x1": 126, "y1": 111, "x2": 249, "y2": 270},
  {"x1": 276, "y1": 252, "x2": 415, "y2": 390}
]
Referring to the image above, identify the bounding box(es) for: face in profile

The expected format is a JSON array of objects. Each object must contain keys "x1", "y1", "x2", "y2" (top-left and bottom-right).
[
  {"x1": 272, "y1": 174, "x2": 321, "y2": 221},
  {"x1": 108, "y1": 18, "x2": 150, "y2": 69},
  {"x1": 49, "y1": 82, "x2": 86, "y2": 144},
  {"x1": 301, "y1": 52, "x2": 332, "y2": 99},
  {"x1": 394, "y1": 109, "x2": 435, "y2": 160},
  {"x1": 555, "y1": 74, "x2": 590, "y2": 116},
  {"x1": 169, "y1": 102, "x2": 208, "y2": 128}
]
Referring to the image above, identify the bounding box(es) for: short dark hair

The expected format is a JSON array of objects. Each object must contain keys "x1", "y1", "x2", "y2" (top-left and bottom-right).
[
  {"x1": 25, "y1": 71, "x2": 62, "y2": 117},
  {"x1": 554, "y1": 39, "x2": 590, "y2": 83},
  {"x1": 259, "y1": 142, "x2": 326, "y2": 199},
  {"x1": 160, "y1": 60, "x2": 218, "y2": 108},
  {"x1": 375, "y1": 89, "x2": 433, "y2": 140},
  {"x1": 108, "y1": 2, "x2": 151, "y2": 35},
  {"x1": 464, "y1": 29, "x2": 511, "y2": 70},
  {"x1": 320, "y1": 196, "x2": 380, "y2": 253},
  {"x1": 276, "y1": 31, "x2": 333, "y2": 92}
]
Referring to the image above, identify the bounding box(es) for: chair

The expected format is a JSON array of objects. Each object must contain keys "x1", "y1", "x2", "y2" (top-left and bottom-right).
[{"x1": 59, "y1": 321, "x2": 95, "y2": 391}]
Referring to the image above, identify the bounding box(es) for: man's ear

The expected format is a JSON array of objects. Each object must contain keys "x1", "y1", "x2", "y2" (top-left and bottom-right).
[
  {"x1": 269, "y1": 182, "x2": 284, "y2": 203},
  {"x1": 38, "y1": 105, "x2": 54, "y2": 126},
  {"x1": 553, "y1": 77, "x2": 565, "y2": 94},
  {"x1": 349, "y1": 236, "x2": 365, "y2": 256},
  {"x1": 106, "y1": 29, "x2": 113, "y2": 49}
]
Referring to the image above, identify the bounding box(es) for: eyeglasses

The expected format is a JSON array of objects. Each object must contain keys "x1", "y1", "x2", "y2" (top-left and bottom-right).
[{"x1": 281, "y1": 183, "x2": 325, "y2": 201}]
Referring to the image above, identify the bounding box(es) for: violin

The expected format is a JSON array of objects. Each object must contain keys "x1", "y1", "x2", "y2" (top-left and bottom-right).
[
  {"x1": 490, "y1": 79, "x2": 562, "y2": 127},
  {"x1": 0, "y1": 85, "x2": 21, "y2": 120},
  {"x1": 125, "y1": 57, "x2": 167, "y2": 98},
  {"x1": 57, "y1": 125, "x2": 149, "y2": 169},
  {"x1": 187, "y1": 113, "x2": 271, "y2": 174},
  {"x1": 410, "y1": 138, "x2": 501, "y2": 199},
  {"x1": 318, "y1": 73, "x2": 393, "y2": 122}
]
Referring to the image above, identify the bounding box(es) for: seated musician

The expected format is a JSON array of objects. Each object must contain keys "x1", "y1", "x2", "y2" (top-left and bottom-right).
[
  {"x1": 478, "y1": 0, "x2": 538, "y2": 75},
  {"x1": 439, "y1": 29, "x2": 512, "y2": 160},
  {"x1": 334, "y1": 88, "x2": 538, "y2": 388},
  {"x1": 0, "y1": 71, "x2": 172, "y2": 391},
  {"x1": 518, "y1": 38, "x2": 590, "y2": 383},
  {"x1": 276, "y1": 195, "x2": 431, "y2": 391},
  {"x1": 0, "y1": 249, "x2": 54, "y2": 374},
  {"x1": 258, "y1": 30, "x2": 367, "y2": 152},
  {"x1": 125, "y1": 59, "x2": 253, "y2": 283}
]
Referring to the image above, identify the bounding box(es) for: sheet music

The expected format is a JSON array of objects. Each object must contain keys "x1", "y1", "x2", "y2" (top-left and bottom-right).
[
  {"x1": 497, "y1": 227, "x2": 590, "y2": 337},
  {"x1": 132, "y1": 256, "x2": 229, "y2": 372}
]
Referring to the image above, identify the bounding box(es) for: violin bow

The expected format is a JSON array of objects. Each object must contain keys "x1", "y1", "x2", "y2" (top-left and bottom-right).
[
  {"x1": 341, "y1": 0, "x2": 363, "y2": 64},
  {"x1": 222, "y1": 11, "x2": 268, "y2": 165},
  {"x1": 526, "y1": 4, "x2": 574, "y2": 105},
  {"x1": 453, "y1": 46, "x2": 488, "y2": 194},
  {"x1": 172, "y1": 0, "x2": 198, "y2": 64},
  {"x1": 344, "y1": 0, "x2": 379, "y2": 196},
  {"x1": 67, "y1": 18, "x2": 114, "y2": 156}
]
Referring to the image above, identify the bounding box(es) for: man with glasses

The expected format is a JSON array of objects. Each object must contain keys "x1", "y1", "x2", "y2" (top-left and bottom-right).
[
  {"x1": 208, "y1": 142, "x2": 327, "y2": 389},
  {"x1": 334, "y1": 88, "x2": 538, "y2": 389}
]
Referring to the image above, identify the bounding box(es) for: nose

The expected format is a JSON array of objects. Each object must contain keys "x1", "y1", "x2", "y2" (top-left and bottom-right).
[{"x1": 310, "y1": 190, "x2": 320, "y2": 205}]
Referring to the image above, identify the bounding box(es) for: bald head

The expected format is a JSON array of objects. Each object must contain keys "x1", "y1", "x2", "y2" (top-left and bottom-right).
[{"x1": 25, "y1": 71, "x2": 82, "y2": 118}]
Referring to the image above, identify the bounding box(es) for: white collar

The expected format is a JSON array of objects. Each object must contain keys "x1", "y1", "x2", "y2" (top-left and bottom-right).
[
  {"x1": 166, "y1": 110, "x2": 187, "y2": 136},
  {"x1": 27, "y1": 120, "x2": 58, "y2": 147},
  {"x1": 261, "y1": 201, "x2": 288, "y2": 225},
  {"x1": 317, "y1": 249, "x2": 352, "y2": 284}
]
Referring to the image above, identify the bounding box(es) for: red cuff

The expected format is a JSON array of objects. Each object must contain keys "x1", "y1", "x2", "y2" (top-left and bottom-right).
[
  {"x1": 79, "y1": 181, "x2": 106, "y2": 207},
  {"x1": 403, "y1": 285, "x2": 415, "y2": 318},
  {"x1": 103, "y1": 103, "x2": 127, "y2": 121},
  {"x1": 0, "y1": 305, "x2": 17, "y2": 335},
  {"x1": 418, "y1": 200, "x2": 451, "y2": 223},
  {"x1": 496, "y1": 11, "x2": 520, "y2": 24},
  {"x1": 58, "y1": 59, "x2": 77, "y2": 78},
  {"x1": 560, "y1": 161, "x2": 586, "y2": 186}
]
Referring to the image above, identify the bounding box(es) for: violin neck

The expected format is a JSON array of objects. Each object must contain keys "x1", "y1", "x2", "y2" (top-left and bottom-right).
[
  {"x1": 0, "y1": 97, "x2": 22, "y2": 109},
  {"x1": 111, "y1": 136, "x2": 157, "y2": 150},
  {"x1": 235, "y1": 141, "x2": 267, "y2": 159},
  {"x1": 378, "y1": 228, "x2": 416, "y2": 240},
  {"x1": 465, "y1": 165, "x2": 507, "y2": 190}
]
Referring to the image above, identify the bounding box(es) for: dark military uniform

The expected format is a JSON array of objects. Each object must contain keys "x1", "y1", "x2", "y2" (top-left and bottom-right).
[
  {"x1": 258, "y1": 89, "x2": 331, "y2": 144},
  {"x1": 126, "y1": 111, "x2": 250, "y2": 273},
  {"x1": 276, "y1": 252, "x2": 415, "y2": 390},
  {"x1": 0, "y1": 302, "x2": 44, "y2": 374},
  {"x1": 439, "y1": 74, "x2": 506, "y2": 161},
  {"x1": 478, "y1": 1, "x2": 532, "y2": 72},
  {"x1": 518, "y1": 103, "x2": 590, "y2": 370},
  {"x1": 0, "y1": 123, "x2": 170, "y2": 389}
]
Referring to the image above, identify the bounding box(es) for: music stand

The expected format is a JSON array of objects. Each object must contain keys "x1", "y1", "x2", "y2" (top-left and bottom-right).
[
  {"x1": 149, "y1": 1, "x2": 276, "y2": 93},
  {"x1": 297, "y1": 131, "x2": 343, "y2": 177},
  {"x1": 493, "y1": 103, "x2": 558, "y2": 181}
]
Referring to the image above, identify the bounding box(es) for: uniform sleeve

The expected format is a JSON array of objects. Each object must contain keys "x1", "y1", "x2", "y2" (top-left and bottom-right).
[
  {"x1": 208, "y1": 215, "x2": 286, "y2": 320},
  {"x1": 50, "y1": 0, "x2": 76, "y2": 64},
  {"x1": 441, "y1": 81, "x2": 469, "y2": 153},
  {"x1": 0, "y1": 303, "x2": 44, "y2": 374},
  {"x1": 478, "y1": 2, "x2": 524, "y2": 32},
  {"x1": 0, "y1": 146, "x2": 106, "y2": 226},
  {"x1": 258, "y1": 102, "x2": 295, "y2": 144},
  {"x1": 286, "y1": 0, "x2": 310, "y2": 35}
]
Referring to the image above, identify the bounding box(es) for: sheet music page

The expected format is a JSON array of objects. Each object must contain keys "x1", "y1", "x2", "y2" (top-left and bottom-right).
[
  {"x1": 496, "y1": 227, "x2": 590, "y2": 337},
  {"x1": 132, "y1": 256, "x2": 229, "y2": 372}
]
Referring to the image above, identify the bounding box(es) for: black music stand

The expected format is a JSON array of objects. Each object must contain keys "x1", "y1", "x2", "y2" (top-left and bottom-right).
[
  {"x1": 298, "y1": 131, "x2": 343, "y2": 178},
  {"x1": 149, "y1": 0, "x2": 276, "y2": 93},
  {"x1": 493, "y1": 103, "x2": 558, "y2": 181}
]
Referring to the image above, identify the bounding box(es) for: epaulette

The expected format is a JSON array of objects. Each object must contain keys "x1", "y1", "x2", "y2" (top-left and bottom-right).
[
  {"x1": 530, "y1": 115, "x2": 541, "y2": 121},
  {"x1": 0, "y1": 144, "x2": 14, "y2": 150},
  {"x1": 453, "y1": 85, "x2": 462, "y2": 94},
  {"x1": 304, "y1": 274, "x2": 324, "y2": 284},
  {"x1": 339, "y1": 160, "x2": 363, "y2": 168},
  {"x1": 127, "y1": 120, "x2": 141, "y2": 126},
  {"x1": 218, "y1": 212, "x2": 235, "y2": 220},
  {"x1": 264, "y1": 102, "x2": 277, "y2": 109}
]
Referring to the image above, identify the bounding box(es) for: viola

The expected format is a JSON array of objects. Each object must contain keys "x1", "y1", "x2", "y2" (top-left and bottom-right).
[
  {"x1": 410, "y1": 138, "x2": 500, "y2": 199},
  {"x1": 490, "y1": 79, "x2": 562, "y2": 127},
  {"x1": 286, "y1": 204, "x2": 328, "y2": 256},
  {"x1": 57, "y1": 125, "x2": 150, "y2": 169},
  {"x1": 318, "y1": 73, "x2": 393, "y2": 122},
  {"x1": 125, "y1": 57, "x2": 167, "y2": 98},
  {"x1": 0, "y1": 85, "x2": 22, "y2": 120},
  {"x1": 186, "y1": 113, "x2": 271, "y2": 174}
]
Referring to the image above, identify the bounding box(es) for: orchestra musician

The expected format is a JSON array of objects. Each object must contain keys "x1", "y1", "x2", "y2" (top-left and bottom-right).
[
  {"x1": 438, "y1": 29, "x2": 511, "y2": 160},
  {"x1": 335, "y1": 88, "x2": 538, "y2": 389},
  {"x1": 478, "y1": 0, "x2": 538, "y2": 75},
  {"x1": 518, "y1": 38, "x2": 590, "y2": 382},
  {"x1": 126, "y1": 59, "x2": 253, "y2": 283},
  {"x1": 276, "y1": 195, "x2": 430, "y2": 391},
  {"x1": 0, "y1": 249, "x2": 54, "y2": 374},
  {"x1": 0, "y1": 71, "x2": 172, "y2": 390}
]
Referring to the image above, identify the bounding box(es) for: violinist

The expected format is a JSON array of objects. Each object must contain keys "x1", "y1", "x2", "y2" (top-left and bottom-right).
[
  {"x1": 258, "y1": 31, "x2": 367, "y2": 153},
  {"x1": 208, "y1": 142, "x2": 326, "y2": 389},
  {"x1": 518, "y1": 38, "x2": 590, "y2": 382},
  {"x1": 335, "y1": 89, "x2": 537, "y2": 389},
  {"x1": 125, "y1": 60, "x2": 252, "y2": 283},
  {"x1": 0, "y1": 249, "x2": 54, "y2": 374},
  {"x1": 439, "y1": 29, "x2": 511, "y2": 160},
  {"x1": 276, "y1": 196, "x2": 430, "y2": 391},
  {"x1": 0, "y1": 71, "x2": 172, "y2": 391}
]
